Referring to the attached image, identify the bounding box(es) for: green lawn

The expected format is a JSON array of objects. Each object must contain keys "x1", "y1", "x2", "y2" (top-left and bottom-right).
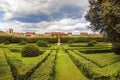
[{"x1": 54, "y1": 47, "x2": 88, "y2": 80}]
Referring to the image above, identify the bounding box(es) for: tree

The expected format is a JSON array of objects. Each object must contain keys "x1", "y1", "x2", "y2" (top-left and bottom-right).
[{"x1": 85, "y1": 0, "x2": 120, "y2": 54}]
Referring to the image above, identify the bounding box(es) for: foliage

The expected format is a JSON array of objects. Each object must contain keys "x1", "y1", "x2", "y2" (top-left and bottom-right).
[
  {"x1": 91, "y1": 40, "x2": 98, "y2": 44},
  {"x1": 69, "y1": 44, "x2": 86, "y2": 47},
  {"x1": 11, "y1": 37, "x2": 22, "y2": 43},
  {"x1": 4, "y1": 40, "x2": 11, "y2": 45},
  {"x1": 36, "y1": 40, "x2": 48, "y2": 47},
  {"x1": 4, "y1": 49, "x2": 51, "y2": 80},
  {"x1": 74, "y1": 50, "x2": 118, "y2": 67},
  {"x1": 112, "y1": 43, "x2": 120, "y2": 55},
  {"x1": 9, "y1": 48, "x2": 22, "y2": 52},
  {"x1": 0, "y1": 49, "x2": 14, "y2": 80},
  {"x1": 80, "y1": 49, "x2": 111, "y2": 54},
  {"x1": 87, "y1": 41, "x2": 94, "y2": 47},
  {"x1": 67, "y1": 40, "x2": 74, "y2": 44},
  {"x1": 22, "y1": 44, "x2": 40, "y2": 57},
  {"x1": 87, "y1": 40, "x2": 97, "y2": 47},
  {"x1": 19, "y1": 41, "x2": 27, "y2": 45},
  {"x1": 85, "y1": 0, "x2": 120, "y2": 54},
  {"x1": 30, "y1": 50, "x2": 56, "y2": 80},
  {"x1": 0, "y1": 35, "x2": 107, "y2": 44},
  {"x1": 26, "y1": 37, "x2": 57, "y2": 43},
  {"x1": 0, "y1": 35, "x2": 12, "y2": 43},
  {"x1": 61, "y1": 36, "x2": 106, "y2": 43},
  {"x1": 1, "y1": 43, "x2": 120, "y2": 80},
  {"x1": 67, "y1": 50, "x2": 120, "y2": 79}
]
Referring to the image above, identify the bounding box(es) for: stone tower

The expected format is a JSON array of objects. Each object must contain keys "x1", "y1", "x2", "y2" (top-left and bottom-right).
[{"x1": 9, "y1": 28, "x2": 13, "y2": 34}]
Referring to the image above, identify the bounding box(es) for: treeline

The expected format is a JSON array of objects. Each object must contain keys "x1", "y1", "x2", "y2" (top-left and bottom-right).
[{"x1": 0, "y1": 35, "x2": 108, "y2": 43}]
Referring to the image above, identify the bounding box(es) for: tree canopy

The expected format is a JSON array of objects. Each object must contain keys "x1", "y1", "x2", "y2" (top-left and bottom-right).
[{"x1": 85, "y1": 0, "x2": 120, "y2": 54}]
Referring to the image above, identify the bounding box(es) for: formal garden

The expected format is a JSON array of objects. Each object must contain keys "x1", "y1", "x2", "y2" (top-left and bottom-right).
[
  {"x1": 0, "y1": 0, "x2": 120, "y2": 80},
  {"x1": 0, "y1": 35, "x2": 120, "y2": 80}
]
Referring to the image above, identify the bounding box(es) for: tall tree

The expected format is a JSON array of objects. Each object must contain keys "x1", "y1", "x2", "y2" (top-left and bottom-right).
[{"x1": 85, "y1": 0, "x2": 120, "y2": 54}]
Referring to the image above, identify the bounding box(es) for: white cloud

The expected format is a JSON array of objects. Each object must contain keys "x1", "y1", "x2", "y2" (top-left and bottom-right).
[
  {"x1": 3, "y1": 12, "x2": 13, "y2": 20},
  {"x1": 0, "y1": 0, "x2": 89, "y2": 20},
  {"x1": 0, "y1": 18, "x2": 92, "y2": 34},
  {"x1": 0, "y1": 0, "x2": 93, "y2": 34}
]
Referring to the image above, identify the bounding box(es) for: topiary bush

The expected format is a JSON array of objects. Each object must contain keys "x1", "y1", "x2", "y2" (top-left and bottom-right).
[
  {"x1": 22, "y1": 44, "x2": 40, "y2": 57},
  {"x1": 4, "y1": 40, "x2": 10, "y2": 45},
  {"x1": 36, "y1": 40, "x2": 48, "y2": 47},
  {"x1": 19, "y1": 41, "x2": 27, "y2": 45}
]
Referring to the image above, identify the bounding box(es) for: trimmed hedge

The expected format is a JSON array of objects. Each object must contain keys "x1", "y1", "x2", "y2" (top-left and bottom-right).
[
  {"x1": 0, "y1": 49, "x2": 14, "y2": 80},
  {"x1": 0, "y1": 35, "x2": 12, "y2": 43},
  {"x1": 19, "y1": 41, "x2": 27, "y2": 45},
  {"x1": 26, "y1": 37, "x2": 57, "y2": 43},
  {"x1": 30, "y1": 50, "x2": 56, "y2": 80},
  {"x1": 67, "y1": 50, "x2": 120, "y2": 79},
  {"x1": 36, "y1": 40, "x2": 48, "y2": 47},
  {"x1": 73, "y1": 50, "x2": 120, "y2": 67},
  {"x1": 22, "y1": 44, "x2": 40, "y2": 57},
  {"x1": 0, "y1": 35, "x2": 107, "y2": 43},
  {"x1": 4, "y1": 49, "x2": 51, "y2": 80},
  {"x1": 79, "y1": 49, "x2": 112, "y2": 54},
  {"x1": 4, "y1": 40, "x2": 10, "y2": 45},
  {"x1": 87, "y1": 40, "x2": 98, "y2": 47},
  {"x1": 67, "y1": 40, "x2": 74, "y2": 44},
  {"x1": 9, "y1": 48, "x2": 22, "y2": 52}
]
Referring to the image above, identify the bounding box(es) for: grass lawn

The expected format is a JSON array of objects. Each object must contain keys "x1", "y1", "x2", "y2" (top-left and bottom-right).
[{"x1": 54, "y1": 46, "x2": 88, "y2": 80}]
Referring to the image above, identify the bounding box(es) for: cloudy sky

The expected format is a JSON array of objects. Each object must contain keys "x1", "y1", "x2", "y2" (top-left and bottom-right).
[{"x1": 0, "y1": 0, "x2": 96, "y2": 34}]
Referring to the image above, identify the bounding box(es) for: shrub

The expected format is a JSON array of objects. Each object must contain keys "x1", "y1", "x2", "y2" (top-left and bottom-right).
[
  {"x1": 67, "y1": 40, "x2": 74, "y2": 44},
  {"x1": 4, "y1": 41, "x2": 10, "y2": 45},
  {"x1": 36, "y1": 40, "x2": 48, "y2": 47},
  {"x1": 19, "y1": 41, "x2": 27, "y2": 45},
  {"x1": 22, "y1": 44, "x2": 39, "y2": 57}
]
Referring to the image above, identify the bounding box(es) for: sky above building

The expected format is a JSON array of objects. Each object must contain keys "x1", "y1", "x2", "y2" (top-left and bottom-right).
[{"x1": 0, "y1": 0, "x2": 97, "y2": 34}]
